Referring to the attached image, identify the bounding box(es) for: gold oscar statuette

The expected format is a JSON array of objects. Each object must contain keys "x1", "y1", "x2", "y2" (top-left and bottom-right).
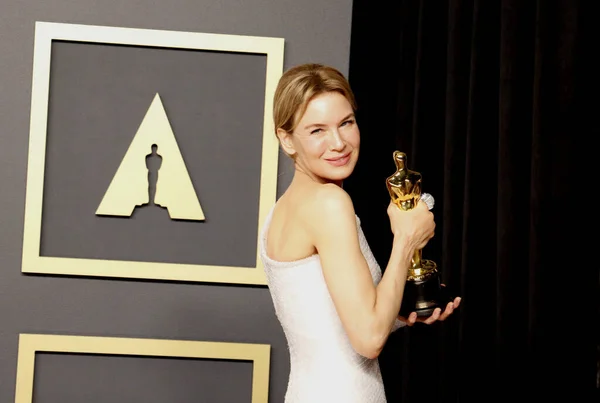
[{"x1": 386, "y1": 151, "x2": 443, "y2": 317}]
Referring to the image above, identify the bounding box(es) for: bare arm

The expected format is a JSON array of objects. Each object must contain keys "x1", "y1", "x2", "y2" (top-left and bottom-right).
[{"x1": 306, "y1": 185, "x2": 432, "y2": 359}]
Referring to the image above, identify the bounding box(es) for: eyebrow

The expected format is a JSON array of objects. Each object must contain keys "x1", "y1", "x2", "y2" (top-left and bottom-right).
[{"x1": 303, "y1": 113, "x2": 355, "y2": 130}]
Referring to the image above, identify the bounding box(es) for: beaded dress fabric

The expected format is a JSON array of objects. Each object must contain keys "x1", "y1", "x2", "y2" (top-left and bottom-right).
[{"x1": 260, "y1": 207, "x2": 404, "y2": 403}]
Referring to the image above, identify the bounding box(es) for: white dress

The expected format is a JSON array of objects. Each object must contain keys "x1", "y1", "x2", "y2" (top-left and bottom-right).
[{"x1": 259, "y1": 207, "x2": 404, "y2": 403}]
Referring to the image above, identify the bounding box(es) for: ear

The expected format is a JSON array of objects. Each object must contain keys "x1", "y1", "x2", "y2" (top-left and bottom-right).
[{"x1": 276, "y1": 128, "x2": 297, "y2": 157}]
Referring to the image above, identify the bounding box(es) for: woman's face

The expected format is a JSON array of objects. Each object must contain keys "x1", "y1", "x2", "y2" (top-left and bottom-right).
[{"x1": 280, "y1": 91, "x2": 360, "y2": 185}]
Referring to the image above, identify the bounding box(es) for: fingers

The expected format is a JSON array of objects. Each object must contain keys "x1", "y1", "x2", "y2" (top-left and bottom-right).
[
  {"x1": 439, "y1": 285, "x2": 462, "y2": 309},
  {"x1": 404, "y1": 297, "x2": 463, "y2": 327},
  {"x1": 417, "y1": 200, "x2": 431, "y2": 212},
  {"x1": 454, "y1": 297, "x2": 461, "y2": 308},
  {"x1": 398, "y1": 312, "x2": 418, "y2": 326},
  {"x1": 403, "y1": 297, "x2": 463, "y2": 327},
  {"x1": 398, "y1": 314, "x2": 415, "y2": 326},
  {"x1": 438, "y1": 302, "x2": 454, "y2": 321},
  {"x1": 421, "y1": 308, "x2": 441, "y2": 325},
  {"x1": 436, "y1": 297, "x2": 462, "y2": 321}
]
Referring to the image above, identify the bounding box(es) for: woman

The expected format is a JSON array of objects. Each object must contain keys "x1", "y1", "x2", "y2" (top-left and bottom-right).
[{"x1": 259, "y1": 63, "x2": 461, "y2": 402}]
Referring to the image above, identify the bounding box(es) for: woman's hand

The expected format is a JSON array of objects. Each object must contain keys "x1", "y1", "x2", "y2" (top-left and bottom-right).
[
  {"x1": 398, "y1": 293, "x2": 462, "y2": 326},
  {"x1": 387, "y1": 200, "x2": 435, "y2": 251}
]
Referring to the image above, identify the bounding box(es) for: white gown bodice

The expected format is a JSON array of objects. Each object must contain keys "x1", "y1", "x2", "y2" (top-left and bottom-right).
[{"x1": 259, "y1": 207, "x2": 403, "y2": 402}]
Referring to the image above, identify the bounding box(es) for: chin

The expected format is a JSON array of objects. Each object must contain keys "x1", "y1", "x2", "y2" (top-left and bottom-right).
[
  {"x1": 319, "y1": 163, "x2": 356, "y2": 183},
  {"x1": 326, "y1": 173, "x2": 351, "y2": 183}
]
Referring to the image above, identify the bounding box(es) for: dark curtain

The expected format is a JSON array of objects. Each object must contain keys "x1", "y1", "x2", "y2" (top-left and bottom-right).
[{"x1": 345, "y1": 0, "x2": 595, "y2": 402}]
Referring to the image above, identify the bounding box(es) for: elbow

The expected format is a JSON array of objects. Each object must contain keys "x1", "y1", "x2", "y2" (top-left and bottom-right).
[
  {"x1": 351, "y1": 333, "x2": 386, "y2": 359},
  {"x1": 359, "y1": 346, "x2": 383, "y2": 360}
]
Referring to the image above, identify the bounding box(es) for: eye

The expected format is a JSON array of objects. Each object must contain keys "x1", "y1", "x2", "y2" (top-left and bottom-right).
[
  {"x1": 310, "y1": 128, "x2": 323, "y2": 134},
  {"x1": 341, "y1": 119, "x2": 355, "y2": 127}
]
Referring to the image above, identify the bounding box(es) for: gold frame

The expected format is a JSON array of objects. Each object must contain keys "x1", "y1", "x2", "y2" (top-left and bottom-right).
[
  {"x1": 14, "y1": 334, "x2": 271, "y2": 403},
  {"x1": 21, "y1": 21, "x2": 284, "y2": 285}
]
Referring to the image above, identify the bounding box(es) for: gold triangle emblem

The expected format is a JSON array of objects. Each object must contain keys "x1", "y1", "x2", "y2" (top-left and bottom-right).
[{"x1": 95, "y1": 93, "x2": 205, "y2": 221}]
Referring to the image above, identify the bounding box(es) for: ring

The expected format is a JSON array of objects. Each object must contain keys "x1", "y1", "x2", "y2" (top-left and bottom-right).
[{"x1": 421, "y1": 193, "x2": 434, "y2": 210}]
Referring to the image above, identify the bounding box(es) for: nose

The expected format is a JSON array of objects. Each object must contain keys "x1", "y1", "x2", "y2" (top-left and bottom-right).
[{"x1": 328, "y1": 129, "x2": 345, "y2": 151}]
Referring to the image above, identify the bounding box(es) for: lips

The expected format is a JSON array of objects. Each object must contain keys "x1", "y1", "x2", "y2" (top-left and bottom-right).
[{"x1": 325, "y1": 152, "x2": 351, "y2": 167}]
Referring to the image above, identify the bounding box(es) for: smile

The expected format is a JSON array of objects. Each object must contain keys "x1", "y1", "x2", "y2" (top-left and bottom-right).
[{"x1": 325, "y1": 152, "x2": 351, "y2": 167}]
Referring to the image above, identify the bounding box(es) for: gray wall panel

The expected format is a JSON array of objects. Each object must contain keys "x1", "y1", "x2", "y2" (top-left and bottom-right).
[{"x1": 0, "y1": 0, "x2": 353, "y2": 401}]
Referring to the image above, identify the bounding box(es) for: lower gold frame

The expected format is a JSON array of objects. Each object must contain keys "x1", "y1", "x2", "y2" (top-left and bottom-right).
[{"x1": 14, "y1": 334, "x2": 271, "y2": 403}]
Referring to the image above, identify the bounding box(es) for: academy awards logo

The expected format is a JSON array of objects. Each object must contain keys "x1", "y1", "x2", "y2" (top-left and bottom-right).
[{"x1": 95, "y1": 93, "x2": 205, "y2": 221}]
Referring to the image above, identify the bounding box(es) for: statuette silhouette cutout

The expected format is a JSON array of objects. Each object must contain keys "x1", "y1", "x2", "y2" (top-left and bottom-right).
[
  {"x1": 145, "y1": 144, "x2": 162, "y2": 206},
  {"x1": 96, "y1": 93, "x2": 205, "y2": 220}
]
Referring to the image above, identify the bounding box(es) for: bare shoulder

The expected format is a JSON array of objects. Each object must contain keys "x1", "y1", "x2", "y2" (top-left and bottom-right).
[{"x1": 302, "y1": 184, "x2": 357, "y2": 235}]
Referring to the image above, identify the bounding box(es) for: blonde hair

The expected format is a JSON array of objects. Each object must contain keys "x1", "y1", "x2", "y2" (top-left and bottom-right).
[{"x1": 273, "y1": 63, "x2": 357, "y2": 134}]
